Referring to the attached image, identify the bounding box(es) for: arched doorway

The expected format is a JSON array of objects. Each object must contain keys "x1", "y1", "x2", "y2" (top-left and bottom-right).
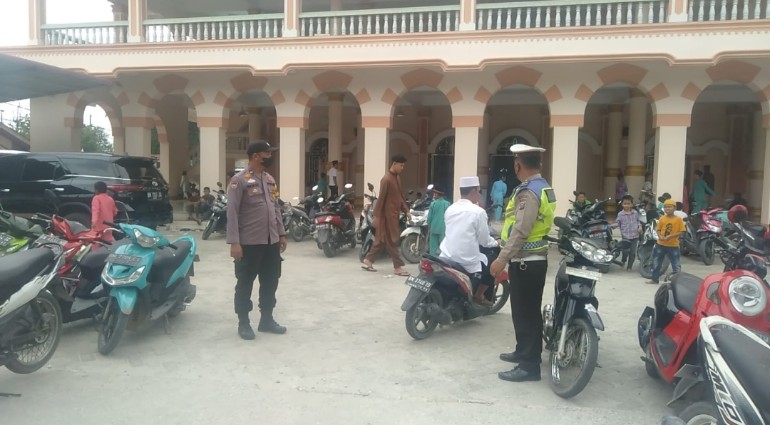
[
  {"x1": 429, "y1": 135, "x2": 454, "y2": 200},
  {"x1": 306, "y1": 138, "x2": 328, "y2": 190}
]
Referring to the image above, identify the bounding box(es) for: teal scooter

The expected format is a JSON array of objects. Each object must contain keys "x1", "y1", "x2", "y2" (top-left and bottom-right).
[{"x1": 97, "y1": 222, "x2": 198, "y2": 355}]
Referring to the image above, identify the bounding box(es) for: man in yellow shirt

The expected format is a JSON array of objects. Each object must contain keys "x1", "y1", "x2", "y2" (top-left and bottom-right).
[{"x1": 647, "y1": 199, "x2": 685, "y2": 284}]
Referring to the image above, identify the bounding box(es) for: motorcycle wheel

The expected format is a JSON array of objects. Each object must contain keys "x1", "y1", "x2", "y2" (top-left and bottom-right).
[
  {"x1": 697, "y1": 239, "x2": 715, "y2": 266},
  {"x1": 639, "y1": 246, "x2": 670, "y2": 279},
  {"x1": 400, "y1": 234, "x2": 424, "y2": 264},
  {"x1": 405, "y1": 289, "x2": 443, "y2": 340},
  {"x1": 98, "y1": 300, "x2": 129, "y2": 356},
  {"x1": 485, "y1": 281, "x2": 510, "y2": 315},
  {"x1": 679, "y1": 401, "x2": 719, "y2": 425},
  {"x1": 359, "y1": 238, "x2": 372, "y2": 262},
  {"x1": 322, "y1": 242, "x2": 337, "y2": 258},
  {"x1": 289, "y1": 220, "x2": 304, "y2": 242},
  {"x1": 201, "y1": 219, "x2": 215, "y2": 240},
  {"x1": 644, "y1": 345, "x2": 659, "y2": 379},
  {"x1": 549, "y1": 317, "x2": 599, "y2": 399},
  {"x1": 4, "y1": 292, "x2": 62, "y2": 374}
]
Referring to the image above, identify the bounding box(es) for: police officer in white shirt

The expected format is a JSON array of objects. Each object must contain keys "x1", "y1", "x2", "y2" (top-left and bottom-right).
[{"x1": 439, "y1": 176, "x2": 499, "y2": 306}]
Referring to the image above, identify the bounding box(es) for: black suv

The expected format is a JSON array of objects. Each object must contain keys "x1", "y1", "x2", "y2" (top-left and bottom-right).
[{"x1": 0, "y1": 152, "x2": 173, "y2": 228}]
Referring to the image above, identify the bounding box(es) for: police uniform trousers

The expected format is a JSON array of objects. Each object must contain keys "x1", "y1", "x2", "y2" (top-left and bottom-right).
[
  {"x1": 234, "y1": 241, "x2": 281, "y2": 317},
  {"x1": 507, "y1": 258, "x2": 548, "y2": 373}
]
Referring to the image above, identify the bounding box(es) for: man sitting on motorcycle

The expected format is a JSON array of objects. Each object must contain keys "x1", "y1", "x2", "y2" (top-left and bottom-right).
[{"x1": 439, "y1": 176, "x2": 500, "y2": 306}]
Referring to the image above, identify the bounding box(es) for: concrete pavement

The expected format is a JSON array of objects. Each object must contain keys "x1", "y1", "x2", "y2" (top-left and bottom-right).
[{"x1": 1, "y1": 227, "x2": 726, "y2": 425}]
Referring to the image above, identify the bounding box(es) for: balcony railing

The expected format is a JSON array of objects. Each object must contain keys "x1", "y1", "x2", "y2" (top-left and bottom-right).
[
  {"x1": 689, "y1": 0, "x2": 769, "y2": 21},
  {"x1": 477, "y1": 0, "x2": 668, "y2": 29},
  {"x1": 34, "y1": 0, "x2": 770, "y2": 46},
  {"x1": 144, "y1": 14, "x2": 283, "y2": 42},
  {"x1": 299, "y1": 5, "x2": 460, "y2": 36},
  {"x1": 42, "y1": 21, "x2": 128, "y2": 45}
]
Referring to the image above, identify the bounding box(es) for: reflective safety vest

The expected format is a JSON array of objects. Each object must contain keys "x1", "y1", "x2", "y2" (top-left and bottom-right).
[{"x1": 501, "y1": 177, "x2": 557, "y2": 251}]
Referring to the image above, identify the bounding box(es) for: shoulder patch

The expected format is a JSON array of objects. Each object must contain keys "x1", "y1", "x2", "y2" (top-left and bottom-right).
[
  {"x1": 229, "y1": 182, "x2": 238, "y2": 189},
  {"x1": 518, "y1": 199, "x2": 527, "y2": 210}
]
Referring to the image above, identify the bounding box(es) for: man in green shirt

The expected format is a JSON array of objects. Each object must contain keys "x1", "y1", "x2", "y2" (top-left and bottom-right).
[{"x1": 426, "y1": 186, "x2": 450, "y2": 255}]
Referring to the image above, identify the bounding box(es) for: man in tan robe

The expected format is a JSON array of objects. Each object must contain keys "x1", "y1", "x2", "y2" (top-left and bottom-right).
[{"x1": 361, "y1": 155, "x2": 411, "y2": 276}]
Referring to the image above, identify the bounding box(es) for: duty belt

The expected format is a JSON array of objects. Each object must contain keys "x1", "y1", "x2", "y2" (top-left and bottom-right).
[{"x1": 521, "y1": 240, "x2": 548, "y2": 251}]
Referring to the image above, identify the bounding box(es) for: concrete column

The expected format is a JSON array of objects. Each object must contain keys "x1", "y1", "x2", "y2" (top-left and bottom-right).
[
  {"x1": 279, "y1": 126, "x2": 306, "y2": 202},
  {"x1": 604, "y1": 105, "x2": 623, "y2": 202},
  {"x1": 363, "y1": 126, "x2": 390, "y2": 197},
  {"x1": 751, "y1": 111, "x2": 765, "y2": 220},
  {"x1": 417, "y1": 112, "x2": 430, "y2": 187},
  {"x1": 453, "y1": 127, "x2": 480, "y2": 202},
  {"x1": 127, "y1": 0, "x2": 147, "y2": 42},
  {"x1": 478, "y1": 113, "x2": 491, "y2": 192},
  {"x1": 247, "y1": 108, "x2": 262, "y2": 140},
  {"x1": 28, "y1": 0, "x2": 46, "y2": 45},
  {"x1": 283, "y1": 0, "x2": 301, "y2": 37},
  {"x1": 328, "y1": 93, "x2": 344, "y2": 185},
  {"x1": 653, "y1": 125, "x2": 688, "y2": 206},
  {"x1": 552, "y1": 126, "x2": 580, "y2": 218},
  {"x1": 626, "y1": 94, "x2": 647, "y2": 199},
  {"x1": 761, "y1": 119, "x2": 770, "y2": 224},
  {"x1": 197, "y1": 124, "x2": 226, "y2": 189},
  {"x1": 124, "y1": 117, "x2": 153, "y2": 157},
  {"x1": 667, "y1": 0, "x2": 689, "y2": 23},
  {"x1": 30, "y1": 96, "x2": 78, "y2": 151},
  {"x1": 460, "y1": 0, "x2": 477, "y2": 31},
  {"x1": 112, "y1": 126, "x2": 125, "y2": 154}
]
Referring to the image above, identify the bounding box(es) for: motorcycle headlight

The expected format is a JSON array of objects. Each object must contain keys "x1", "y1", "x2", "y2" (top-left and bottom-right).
[
  {"x1": 728, "y1": 276, "x2": 767, "y2": 317},
  {"x1": 101, "y1": 265, "x2": 146, "y2": 286},
  {"x1": 133, "y1": 228, "x2": 160, "y2": 248},
  {"x1": 571, "y1": 240, "x2": 582, "y2": 251}
]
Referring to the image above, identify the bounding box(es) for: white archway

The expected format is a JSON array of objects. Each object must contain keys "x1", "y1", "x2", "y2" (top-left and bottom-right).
[
  {"x1": 428, "y1": 128, "x2": 455, "y2": 154},
  {"x1": 390, "y1": 130, "x2": 419, "y2": 154},
  {"x1": 578, "y1": 131, "x2": 602, "y2": 155},
  {"x1": 489, "y1": 128, "x2": 540, "y2": 151}
]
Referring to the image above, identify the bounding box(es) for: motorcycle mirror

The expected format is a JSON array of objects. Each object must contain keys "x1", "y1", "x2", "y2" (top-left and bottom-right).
[
  {"x1": 553, "y1": 216, "x2": 571, "y2": 231},
  {"x1": 312, "y1": 185, "x2": 319, "y2": 191},
  {"x1": 367, "y1": 182, "x2": 374, "y2": 191},
  {"x1": 344, "y1": 183, "x2": 353, "y2": 189},
  {"x1": 217, "y1": 182, "x2": 223, "y2": 188},
  {"x1": 572, "y1": 190, "x2": 579, "y2": 197}
]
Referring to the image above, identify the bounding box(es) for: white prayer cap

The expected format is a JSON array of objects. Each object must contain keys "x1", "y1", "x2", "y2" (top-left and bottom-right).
[
  {"x1": 510, "y1": 144, "x2": 546, "y2": 154},
  {"x1": 459, "y1": 176, "x2": 480, "y2": 188}
]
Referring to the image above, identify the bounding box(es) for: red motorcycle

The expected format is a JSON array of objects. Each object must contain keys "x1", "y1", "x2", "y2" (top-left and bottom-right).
[
  {"x1": 680, "y1": 208, "x2": 724, "y2": 266},
  {"x1": 313, "y1": 183, "x2": 356, "y2": 258},
  {"x1": 637, "y1": 218, "x2": 770, "y2": 408}
]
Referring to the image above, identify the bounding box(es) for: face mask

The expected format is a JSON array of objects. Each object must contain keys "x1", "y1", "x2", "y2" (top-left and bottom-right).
[{"x1": 261, "y1": 156, "x2": 275, "y2": 167}]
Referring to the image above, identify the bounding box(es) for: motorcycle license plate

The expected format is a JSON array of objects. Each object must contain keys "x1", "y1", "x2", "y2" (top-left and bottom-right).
[
  {"x1": 0, "y1": 233, "x2": 11, "y2": 247},
  {"x1": 147, "y1": 191, "x2": 162, "y2": 200},
  {"x1": 107, "y1": 253, "x2": 142, "y2": 266},
  {"x1": 35, "y1": 234, "x2": 66, "y2": 246},
  {"x1": 566, "y1": 267, "x2": 602, "y2": 281},
  {"x1": 405, "y1": 275, "x2": 433, "y2": 293}
]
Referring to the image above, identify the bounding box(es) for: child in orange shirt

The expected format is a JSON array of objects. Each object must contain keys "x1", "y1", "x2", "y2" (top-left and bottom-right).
[
  {"x1": 91, "y1": 181, "x2": 117, "y2": 242},
  {"x1": 647, "y1": 199, "x2": 686, "y2": 284}
]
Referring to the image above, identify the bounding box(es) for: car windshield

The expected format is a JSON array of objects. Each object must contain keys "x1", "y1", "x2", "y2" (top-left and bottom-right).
[{"x1": 114, "y1": 158, "x2": 166, "y2": 183}]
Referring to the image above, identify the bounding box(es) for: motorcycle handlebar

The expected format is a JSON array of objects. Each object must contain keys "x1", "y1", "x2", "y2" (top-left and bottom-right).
[{"x1": 544, "y1": 236, "x2": 559, "y2": 243}]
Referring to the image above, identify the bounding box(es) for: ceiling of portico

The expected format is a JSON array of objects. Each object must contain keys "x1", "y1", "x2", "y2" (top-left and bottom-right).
[{"x1": 117, "y1": 0, "x2": 461, "y2": 18}]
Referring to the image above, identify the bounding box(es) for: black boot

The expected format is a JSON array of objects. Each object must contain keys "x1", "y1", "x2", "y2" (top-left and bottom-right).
[
  {"x1": 237, "y1": 315, "x2": 255, "y2": 340},
  {"x1": 258, "y1": 311, "x2": 287, "y2": 334}
]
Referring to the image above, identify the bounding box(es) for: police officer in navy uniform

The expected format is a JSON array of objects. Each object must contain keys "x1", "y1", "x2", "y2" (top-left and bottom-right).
[
  {"x1": 490, "y1": 144, "x2": 556, "y2": 382},
  {"x1": 227, "y1": 140, "x2": 288, "y2": 340}
]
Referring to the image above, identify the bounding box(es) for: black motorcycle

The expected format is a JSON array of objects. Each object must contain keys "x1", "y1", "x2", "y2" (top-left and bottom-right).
[
  {"x1": 359, "y1": 183, "x2": 378, "y2": 261},
  {"x1": 313, "y1": 184, "x2": 356, "y2": 257},
  {"x1": 286, "y1": 199, "x2": 315, "y2": 242},
  {"x1": 542, "y1": 216, "x2": 614, "y2": 399},
  {"x1": 201, "y1": 192, "x2": 227, "y2": 241}
]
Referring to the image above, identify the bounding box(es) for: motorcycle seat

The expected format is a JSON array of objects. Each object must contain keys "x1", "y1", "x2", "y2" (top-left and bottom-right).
[
  {"x1": 711, "y1": 325, "x2": 770, "y2": 420},
  {"x1": 670, "y1": 273, "x2": 702, "y2": 314},
  {"x1": 148, "y1": 240, "x2": 192, "y2": 284},
  {"x1": 0, "y1": 248, "x2": 54, "y2": 302}
]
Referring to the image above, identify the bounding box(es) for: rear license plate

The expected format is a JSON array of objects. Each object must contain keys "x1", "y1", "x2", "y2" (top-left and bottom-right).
[
  {"x1": 0, "y1": 233, "x2": 11, "y2": 247},
  {"x1": 405, "y1": 275, "x2": 433, "y2": 293},
  {"x1": 107, "y1": 253, "x2": 142, "y2": 266},
  {"x1": 35, "y1": 234, "x2": 66, "y2": 246},
  {"x1": 148, "y1": 191, "x2": 162, "y2": 200},
  {"x1": 566, "y1": 267, "x2": 602, "y2": 281}
]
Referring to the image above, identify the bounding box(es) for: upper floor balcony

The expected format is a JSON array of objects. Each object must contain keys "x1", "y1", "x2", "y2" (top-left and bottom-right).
[{"x1": 28, "y1": 0, "x2": 770, "y2": 47}]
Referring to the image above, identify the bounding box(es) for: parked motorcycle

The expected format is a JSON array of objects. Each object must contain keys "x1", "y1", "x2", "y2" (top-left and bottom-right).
[
  {"x1": 638, "y1": 205, "x2": 671, "y2": 279},
  {"x1": 314, "y1": 183, "x2": 356, "y2": 258},
  {"x1": 541, "y1": 216, "x2": 613, "y2": 398},
  {"x1": 0, "y1": 236, "x2": 67, "y2": 374},
  {"x1": 0, "y1": 206, "x2": 45, "y2": 257},
  {"x1": 680, "y1": 208, "x2": 723, "y2": 266},
  {"x1": 674, "y1": 315, "x2": 770, "y2": 425},
  {"x1": 97, "y1": 222, "x2": 198, "y2": 355},
  {"x1": 201, "y1": 189, "x2": 227, "y2": 240},
  {"x1": 400, "y1": 244, "x2": 511, "y2": 340},
  {"x1": 357, "y1": 182, "x2": 377, "y2": 244},
  {"x1": 400, "y1": 184, "x2": 434, "y2": 264},
  {"x1": 285, "y1": 198, "x2": 314, "y2": 242},
  {"x1": 637, "y1": 222, "x2": 770, "y2": 395}
]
